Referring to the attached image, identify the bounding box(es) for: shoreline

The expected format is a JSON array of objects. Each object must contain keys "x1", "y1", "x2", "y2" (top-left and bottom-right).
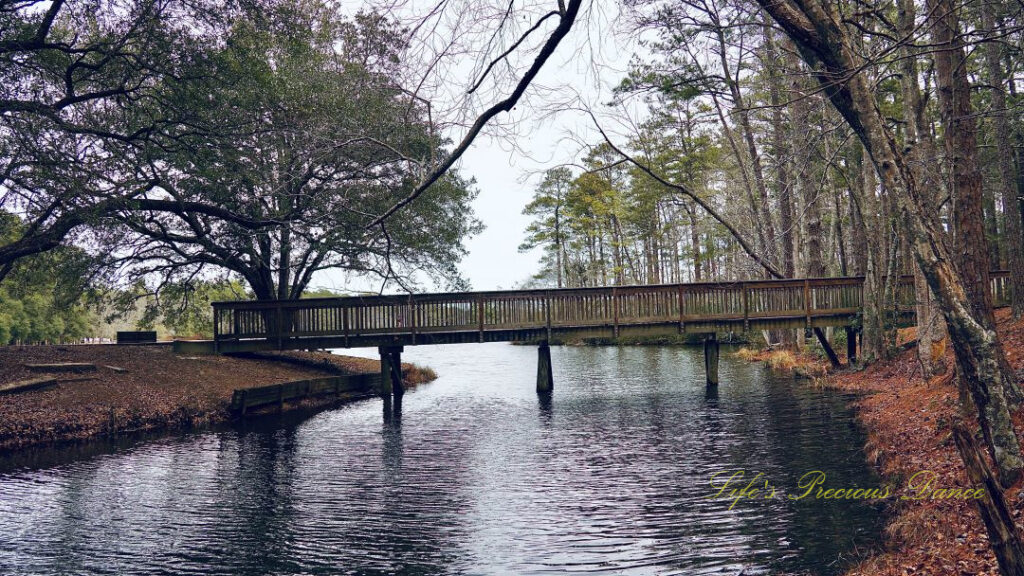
[
  {"x1": 738, "y1": 311, "x2": 1024, "y2": 575},
  {"x1": 0, "y1": 344, "x2": 435, "y2": 453}
]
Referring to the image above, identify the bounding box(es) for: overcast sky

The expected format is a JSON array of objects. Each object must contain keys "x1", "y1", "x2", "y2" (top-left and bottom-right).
[{"x1": 313, "y1": 2, "x2": 638, "y2": 294}]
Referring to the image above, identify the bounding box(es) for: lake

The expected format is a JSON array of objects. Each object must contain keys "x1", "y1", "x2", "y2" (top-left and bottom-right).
[{"x1": 0, "y1": 343, "x2": 882, "y2": 575}]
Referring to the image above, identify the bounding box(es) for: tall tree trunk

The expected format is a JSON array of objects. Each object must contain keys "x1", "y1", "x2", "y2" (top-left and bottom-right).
[
  {"x1": 277, "y1": 228, "x2": 291, "y2": 300},
  {"x1": 765, "y1": 23, "x2": 796, "y2": 346},
  {"x1": 930, "y1": 0, "x2": 995, "y2": 327},
  {"x1": 931, "y1": 0, "x2": 1022, "y2": 401},
  {"x1": 711, "y1": 93, "x2": 772, "y2": 261},
  {"x1": 711, "y1": 21, "x2": 777, "y2": 268},
  {"x1": 857, "y1": 143, "x2": 890, "y2": 363},
  {"x1": 789, "y1": 58, "x2": 824, "y2": 278},
  {"x1": 982, "y1": 0, "x2": 1024, "y2": 318},
  {"x1": 899, "y1": 0, "x2": 948, "y2": 377},
  {"x1": 847, "y1": 146, "x2": 869, "y2": 276},
  {"x1": 834, "y1": 187, "x2": 848, "y2": 275},
  {"x1": 686, "y1": 203, "x2": 703, "y2": 281},
  {"x1": 554, "y1": 206, "x2": 563, "y2": 288}
]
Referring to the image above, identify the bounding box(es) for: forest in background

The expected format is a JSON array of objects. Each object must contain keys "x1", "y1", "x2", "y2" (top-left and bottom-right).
[{"x1": 519, "y1": 0, "x2": 1024, "y2": 376}]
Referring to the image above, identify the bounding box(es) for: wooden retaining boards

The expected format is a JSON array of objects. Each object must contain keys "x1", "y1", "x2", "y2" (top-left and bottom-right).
[
  {"x1": 230, "y1": 373, "x2": 381, "y2": 416},
  {"x1": 172, "y1": 340, "x2": 217, "y2": 355},
  {"x1": 24, "y1": 362, "x2": 97, "y2": 374},
  {"x1": 0, "y1": 376, "x2": 59, "y2": 395}
]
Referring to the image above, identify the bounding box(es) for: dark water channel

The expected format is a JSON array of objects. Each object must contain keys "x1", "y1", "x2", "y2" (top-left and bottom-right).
[{"x1": 0, "y1": 343, "x2": 883, "y2": 575}]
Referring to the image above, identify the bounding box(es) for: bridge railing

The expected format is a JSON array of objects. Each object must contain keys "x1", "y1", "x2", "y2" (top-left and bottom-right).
[{"x1": 212, "y1": 271, "x2": 1010, "y2": 345}]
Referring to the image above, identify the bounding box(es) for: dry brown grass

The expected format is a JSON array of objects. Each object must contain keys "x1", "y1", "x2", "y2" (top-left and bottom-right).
[
  {"x1": 732, "y1": 347, "x2": 761, "y2": 362},
  {"x1": 403, "y1": 364, "x2": 437, "y2": 386},
  {"x1": 733, "y1": 346, "x2": 823, "y2": 376},
  {"x1": 766, "y1": 349, "x2": 799, "y2": 371}
]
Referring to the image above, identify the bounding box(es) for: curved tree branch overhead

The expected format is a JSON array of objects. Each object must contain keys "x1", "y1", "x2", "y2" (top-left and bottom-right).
[{"x1": 366, "y1": 0, "x2": 584, "y2": 228}]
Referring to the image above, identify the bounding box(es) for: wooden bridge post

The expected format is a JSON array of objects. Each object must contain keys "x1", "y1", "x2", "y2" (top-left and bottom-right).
[
  {"x1": 704, "y1": 333, "x2": 720, "y2": 387},
  {"x1": 612, "y1": 287, "x2": 619, "y2": 338},
  {"x1": 845, "y1": 326, "x2": 858, "y2": 365},
  {"x1": 804, "y1": 279, "x2": 812, "y2": 328},
  {"x1": 378, "y1": 346, "x2": 404, "y2": 397},
  {"x1": 343, "y1": 306, "x2": 350, "y2": 347},
  {"x1": 212, "y1": 305, "x2": 220, "y2": 353},
  {"x1": 537, "y1": 340, "x2": 554, "y2": 393},
  {"x1": 742, "y1": 283, "x2": 750, "y2": 332},
  {"x1": 391, "y1": 347, "x2": 404, "y2": 398},
  {"x1": 409, "y1": 296, "x2": 417, "y2": 345},
  {"x1": 677, "y1": 285, "x2": 685, "y2": 333},
  {"x1": 477, "y1": 295, "x2": 485, "y2": 343},
  {"x1": 275, "y1": 303, "x2": 284, "y2": 350},
  {"x1": 545, "y1": 292, "x2": 552, "y2": 341}
]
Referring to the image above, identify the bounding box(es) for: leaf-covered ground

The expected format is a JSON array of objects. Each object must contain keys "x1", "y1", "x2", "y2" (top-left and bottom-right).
[
  {"x1": 831, "y1": 309, "x2": 1024, "y2": 576},
  {"x1": 0, "y1": 345, "x2": 434, "y2": 451}
]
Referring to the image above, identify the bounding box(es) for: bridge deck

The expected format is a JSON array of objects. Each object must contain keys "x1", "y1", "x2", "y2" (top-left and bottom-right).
[{"x1": 210, "y1": 272, "x2": 1010, "y2": 353}]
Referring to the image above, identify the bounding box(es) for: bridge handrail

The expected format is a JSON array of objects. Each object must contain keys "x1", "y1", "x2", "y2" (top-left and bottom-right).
[{"x1": 211, "y1": 271, "x2": 1010, "y2": 344}]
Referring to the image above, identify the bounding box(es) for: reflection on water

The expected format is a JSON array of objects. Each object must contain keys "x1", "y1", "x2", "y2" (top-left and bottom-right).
[{"x1": 0, "y1": 343, "x2": 882, "y2": 575}]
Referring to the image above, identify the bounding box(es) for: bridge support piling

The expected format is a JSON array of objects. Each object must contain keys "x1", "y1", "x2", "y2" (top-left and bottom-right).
[
  {"x1": 704, "y1": 333, "x2": 719, "y2": 387},
  {"x1": 378, "y1": 346, "x2": 404, "y2": 397},
  {"x1": 537, "y1": 341, "x2": 554, "y2": 393},
  {"x1": 845, "y1": 327, "x2": 858, "y2": 365},
  {"x1": 813, "y1": 327, "x2": 842, "y2": 369}
]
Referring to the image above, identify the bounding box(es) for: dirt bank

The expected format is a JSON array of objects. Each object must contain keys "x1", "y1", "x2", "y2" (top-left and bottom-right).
[
  {"x1": 826, "y1": 310, "x2": 1024, "y2": 575},
  {"x1": 0, "y1": 345, "x2": 435, "y2": 451}
]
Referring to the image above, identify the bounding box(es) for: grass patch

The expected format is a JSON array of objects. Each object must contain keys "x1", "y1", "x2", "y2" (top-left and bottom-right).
[
  {"x1": 733, "y1": 346, "x2": 828, "y2": 380},
  {"x1": 733, "y1": 346, "x2": 761, "y2": 361},
  {"x1": 403, "y1": 364, "x2": 437, "y2": 385},
  {"x1": 766, "y1": 350, "x2": 799, "y2": 372}
]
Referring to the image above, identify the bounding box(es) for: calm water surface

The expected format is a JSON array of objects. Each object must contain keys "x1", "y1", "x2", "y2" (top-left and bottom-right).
[{"x1": 0, "y1": 344, "x2": 882, "y2": 575}]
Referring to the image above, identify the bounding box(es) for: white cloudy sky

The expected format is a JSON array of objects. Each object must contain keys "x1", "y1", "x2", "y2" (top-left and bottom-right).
[{"x1": 315, "y1": 1, "x2": 639, "y2": 294}]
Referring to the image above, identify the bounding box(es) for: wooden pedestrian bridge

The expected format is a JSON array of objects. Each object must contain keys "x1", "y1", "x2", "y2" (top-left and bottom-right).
[{"x1": 200, "y1": 272, "x2": 1010, "y2": 394}]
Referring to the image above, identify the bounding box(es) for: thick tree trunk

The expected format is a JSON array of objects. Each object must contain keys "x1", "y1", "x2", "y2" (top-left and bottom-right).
[
  {"x1": 858, "y1": 154, "x2": 890, "y2": 363},
  {"x1": 953, "y1": 420, "x2": 1024, "y2": 575},
  {"x1": 834, "y1": 188, "x2": 848, "y2": 275},
  {"x1": 789, "y1": 64, "x2": 824, "y2": 278},
  {"x1": 756, "y1": 0, "x2": 1024, "y2": 487},
  {"x1": 930, "y1": 0, "x2": 996, "y2": 328},
  {"x1": 930, "y1": 0, "x2": 1022, "y2": 401},
  {"x1": 899, "y1": 0, "x2": 948, "y2": 377}
]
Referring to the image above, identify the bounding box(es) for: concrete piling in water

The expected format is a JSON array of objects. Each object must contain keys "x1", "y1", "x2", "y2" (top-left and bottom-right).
[
  {"x1": 378, "y1": 346, "x2": 404, "y2": 398},
  {"x1": 391, "y1": 347, "x2": 404, "y2": 398},
  {"x1": 537, "y1": 340, "x2": 554, "y2": 393},
  {"x1": 704, "y1": 333, "x2": 719, "y2": 387}
]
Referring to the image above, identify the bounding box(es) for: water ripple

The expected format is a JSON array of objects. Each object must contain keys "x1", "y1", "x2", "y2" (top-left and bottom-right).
[{"x1": 0, "y1": 343, "x2": 881, "y2": 575}]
